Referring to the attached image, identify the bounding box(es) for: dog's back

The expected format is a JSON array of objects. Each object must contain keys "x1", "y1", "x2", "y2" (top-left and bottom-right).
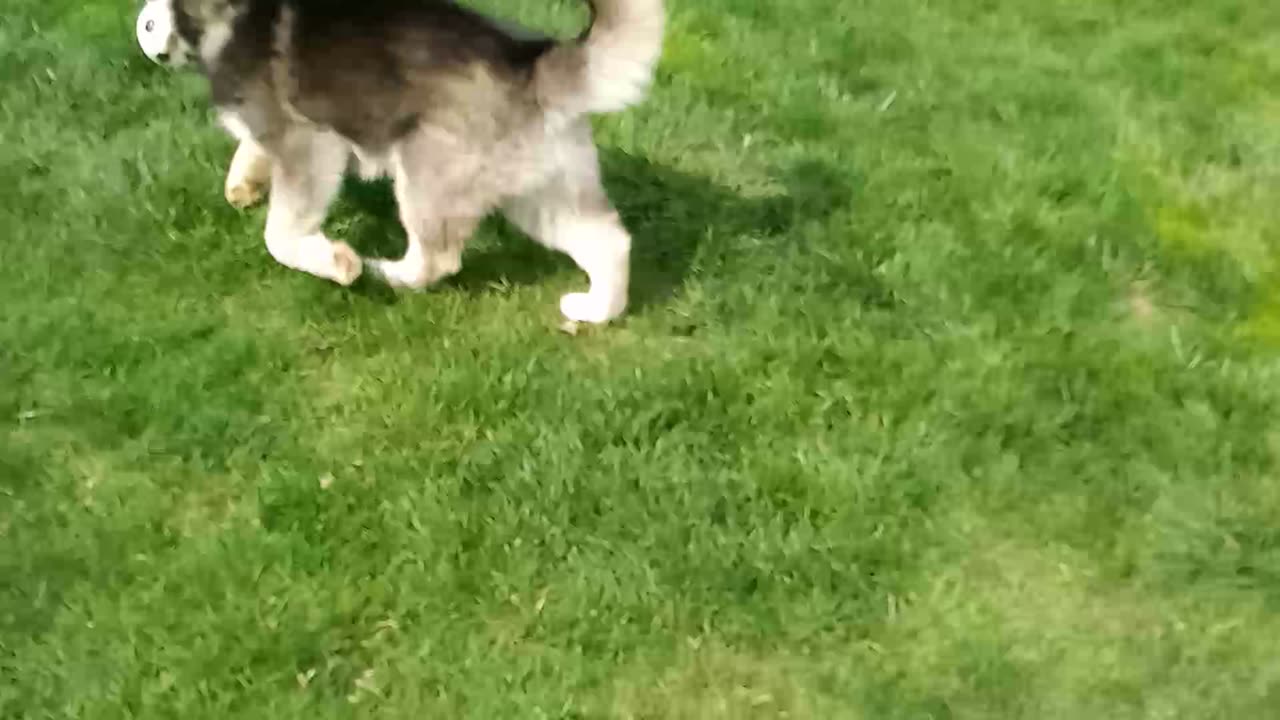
[{"x1": 194, "y1": 0, "x2": 662, "y2": 151}]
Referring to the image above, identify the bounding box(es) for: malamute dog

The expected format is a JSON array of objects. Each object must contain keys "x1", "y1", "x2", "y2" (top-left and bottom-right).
[{"x1": 156, "y1": 0, "x2": 664, "y2": 324}]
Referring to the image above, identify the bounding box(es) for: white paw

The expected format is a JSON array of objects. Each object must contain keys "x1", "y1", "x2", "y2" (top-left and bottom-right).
[
  {"x1": 330, "y1": 243, "x2": 363, "y2": 286},
  {"x1": 371, "y1": 246, "x2": 462, "y2": 290},
  {"x1": 225, "y1": 179, "x2": 267, "y2": 209},
  {"x1": 560, "y1": 292, "x2": 625, "y2": 324},
  {"x1": 370, "y1": 259, "x2": 421, "y2": 290}
]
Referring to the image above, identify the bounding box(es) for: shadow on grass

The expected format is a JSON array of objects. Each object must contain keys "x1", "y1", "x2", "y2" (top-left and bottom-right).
[{"x1": 336, "y1": 150, "x2": 854, "y2": 312}]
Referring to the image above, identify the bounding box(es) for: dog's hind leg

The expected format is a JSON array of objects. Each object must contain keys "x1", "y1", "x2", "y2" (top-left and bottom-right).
[
  {"x1": 262, "y1": 129, "x2": 362, "y2": 285},
  {"x1": 502, "y1": 141, "x2": 630, "y2": 324},
  {"x1": 369, "y1": 135, "x2": 483, "y2": 290},
  {"x1": 369, "y1": 212, "x2": 478, "y2": 290}
]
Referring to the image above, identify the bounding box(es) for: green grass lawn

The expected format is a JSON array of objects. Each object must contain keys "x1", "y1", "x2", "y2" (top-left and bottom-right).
[{"x1": 3, "y1": 0, "x2": 1280, "y2": 716}]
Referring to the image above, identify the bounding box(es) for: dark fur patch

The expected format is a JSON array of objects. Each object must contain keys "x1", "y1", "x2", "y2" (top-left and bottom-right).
[{"x1": 181, "y1": 0, "x2": 560, "y2": 150}]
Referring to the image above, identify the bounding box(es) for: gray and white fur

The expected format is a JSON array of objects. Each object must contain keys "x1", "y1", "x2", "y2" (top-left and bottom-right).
[{"x1": 157, "y1": 0, "x2": 664, "y2": 323}]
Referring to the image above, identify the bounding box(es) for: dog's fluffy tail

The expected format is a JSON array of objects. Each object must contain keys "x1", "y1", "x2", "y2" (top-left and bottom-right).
[{"x1": 534, "y1": 0, "x2": 665, "y2": 120}]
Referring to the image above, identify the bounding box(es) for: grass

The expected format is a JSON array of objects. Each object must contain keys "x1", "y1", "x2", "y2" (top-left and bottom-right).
[{"x1": 2, "y1": 0, "x2": 1280, "y2": 716}]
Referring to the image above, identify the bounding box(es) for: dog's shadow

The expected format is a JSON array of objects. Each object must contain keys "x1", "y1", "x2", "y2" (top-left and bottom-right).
[{"x1": 332, "y1": 151, "x2": 853, "y2": 311}]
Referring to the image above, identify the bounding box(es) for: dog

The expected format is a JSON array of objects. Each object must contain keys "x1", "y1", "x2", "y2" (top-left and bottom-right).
[{"x1": 154, "y1": 0, "x2": 664, "y2": 324}]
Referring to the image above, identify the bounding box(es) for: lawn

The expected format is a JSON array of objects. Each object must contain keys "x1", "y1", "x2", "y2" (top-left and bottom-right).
[{"x1": 3, "y1": 0, "x2": 1280, "y2": 716}]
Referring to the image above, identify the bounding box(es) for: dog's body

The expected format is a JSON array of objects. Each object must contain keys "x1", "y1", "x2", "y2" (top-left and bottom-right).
[{"x1": 161, "y1": 0, "x2": 664, "y2": 323}]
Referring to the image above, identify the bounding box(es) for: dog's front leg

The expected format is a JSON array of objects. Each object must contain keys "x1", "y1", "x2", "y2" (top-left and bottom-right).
[
  {"x1": 225, "y1": 138, "x2": 273, "y2": 209},
  {"x1": 261, "y1": 129, "x2": 363, "y2": 286}
]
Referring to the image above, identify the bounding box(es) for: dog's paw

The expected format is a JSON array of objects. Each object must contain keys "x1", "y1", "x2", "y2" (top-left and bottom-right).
[
  {"x1": 560, "y1": 292, "x2": 625, "y2": 325},
  {"x1": 330, "y1": 243, "x2": 363, "y2": 286},
  {"x1": 371, "y1": 246, "x2": 462, "y2": 290},
  {"x1": 225, "y1": 180, "x2": 267, "y2": 210},
  {"x1": 428, "y1": 247, "x2": 464, "y2": 284}
]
